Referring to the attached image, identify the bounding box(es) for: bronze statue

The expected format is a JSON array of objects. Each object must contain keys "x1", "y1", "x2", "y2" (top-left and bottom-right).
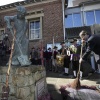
[{"x1": 4, "y1": 6, "x2": 31, "y2": 66}]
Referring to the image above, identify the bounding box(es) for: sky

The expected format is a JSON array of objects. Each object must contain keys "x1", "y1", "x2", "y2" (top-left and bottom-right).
[
  {"x1": 0, "y1": 0, "x2": 74, "y2": 7},
  {"x1": 0, "y1": 0, "x2": 24, "y2": 6}
]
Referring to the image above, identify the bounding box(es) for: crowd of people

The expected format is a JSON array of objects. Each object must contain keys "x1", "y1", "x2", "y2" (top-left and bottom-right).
[{"x1": 30, "y1": 30, "x2": 99, "y2": 79}]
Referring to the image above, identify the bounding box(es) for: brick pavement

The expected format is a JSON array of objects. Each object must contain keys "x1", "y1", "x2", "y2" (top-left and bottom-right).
[{"x1": 46, "y1": 72, "x2": 100, "y2": 100}]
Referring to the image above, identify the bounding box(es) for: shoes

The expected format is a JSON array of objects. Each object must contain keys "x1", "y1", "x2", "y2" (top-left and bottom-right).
[{"x1": 63, "y1": 73, "x2": 69, "y2": 76}]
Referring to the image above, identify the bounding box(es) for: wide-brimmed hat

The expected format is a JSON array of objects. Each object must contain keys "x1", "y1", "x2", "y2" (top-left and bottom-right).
[
  {"x1": 48, "y1": 47, "x2": 51, "y2": 50},
  {"x1": 71, "y1": 38, "x2": 77, "y2": 43},
  {"x1": 60, "y1": 41, "x2": 65, "y2": 45},
  {"x1": 53, "y1": 46, "x2": 58, "y2": 49},
  {"x1": 73, "y1": 38, "x2": 77, "y2": 42}
]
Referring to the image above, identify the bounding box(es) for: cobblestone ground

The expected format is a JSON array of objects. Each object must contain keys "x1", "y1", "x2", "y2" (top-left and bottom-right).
[{"x1": 46, "y1": 71, "x2": 100, "y2": 100}]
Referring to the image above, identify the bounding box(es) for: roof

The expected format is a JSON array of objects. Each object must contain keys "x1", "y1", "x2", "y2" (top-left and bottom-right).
[
  {"x1": 79, "y1": 0, "x2": 100, "y2": 6},
  {"x1": 0, "y1": 0, "x2": 47, "y2": 10},
  {"x1": 65, "y1": 26, "x2": 91, "y2": 39}
]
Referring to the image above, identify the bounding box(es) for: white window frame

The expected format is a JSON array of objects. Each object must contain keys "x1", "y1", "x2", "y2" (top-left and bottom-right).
[
  {"x1": 94, "y1": 9, "x2": 100, "y2": 24},
  {"x1": 85, "y1": 10, "x2": 95, "y2": 26},
  {"x1": 29, "y1": 18, "x2": 41, "y2": 40},
  {"x1": 25, "y1": 9, "x2": 44, "y2": 40},
  {"x1": 65, "y1": 12, "x2": 83, "y2": 28},
  {"x1": 84, "y1": 9, "x2": 100, "y2": 26},
  {"x1": 72, "y1": 13, "x2": 83, "y2": 27}
]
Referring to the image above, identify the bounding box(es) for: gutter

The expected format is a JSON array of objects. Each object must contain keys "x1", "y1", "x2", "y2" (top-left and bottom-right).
[{"x1": 62, "y1": 0, "x2": 65, "y2": 41}]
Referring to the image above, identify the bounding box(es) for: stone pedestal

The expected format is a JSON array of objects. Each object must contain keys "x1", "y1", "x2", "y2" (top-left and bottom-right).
[{"x1": 0, "y1": 65, "x2": 47, "y2": 100}]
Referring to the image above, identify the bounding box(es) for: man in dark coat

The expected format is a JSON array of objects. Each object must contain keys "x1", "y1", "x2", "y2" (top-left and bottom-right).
[
  {"x1": 79, "y1": 30, "x2": 100, "y2": 78},
  {"x1": 79, "y1": 30, "x2": 100, "y2": 62}
]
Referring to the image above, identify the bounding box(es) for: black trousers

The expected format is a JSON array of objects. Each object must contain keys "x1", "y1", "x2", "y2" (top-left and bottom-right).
[
  {"x1": 63, "y1": 56, "x2": 70, "y2": 68},
  {"x1": 72, "y1": 60, "x2": 83, "y2": 72}
]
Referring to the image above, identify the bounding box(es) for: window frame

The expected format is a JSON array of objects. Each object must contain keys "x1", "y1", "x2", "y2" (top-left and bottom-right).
[
  {"x1": 65, "y1": 14, "x2": 73, "y2": 28},
  {"x1": 85, "y1": 10, "x2": 95, "y2": 26},
  {"x1": 65, "y1": 12, "x2": 83, "y2": 28},
  {"x1": 95, "y1": 9, "x2": 100, "y2": 24},
  {"x1": 84, "y1": 9, "x2": 100, "y2": 26},
  {"x1": 73, "y1": 13, "x2": 82, "y2": 27},
  {"x1": 29, "y1": 17, "x2": 42, "y2": 40}
]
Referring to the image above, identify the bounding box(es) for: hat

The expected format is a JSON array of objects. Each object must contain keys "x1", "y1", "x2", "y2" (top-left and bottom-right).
[
  {"x1": 70, "y1": 40, "x2": 74, "y2": 43},
  {"x1": 53, "y1": 46, "x2": 58, "y2": 49},
  {"x1": 71, "y1": 38, "x2": 77, "y2": 43},
  {"x1": 60, "y1": 41, "x2": 65, "y2": 45},
  {"x1": 73, "y1": 38, "x2": 77, "y2": 41},
  {"x1": 48, "y1": 47, "x2": 51, "y2": 50}
]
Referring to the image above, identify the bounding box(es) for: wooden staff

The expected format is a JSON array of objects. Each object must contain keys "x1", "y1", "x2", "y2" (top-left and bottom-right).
[{"x1": 1, "y1": 30, "x2": 16, "y2": 100}]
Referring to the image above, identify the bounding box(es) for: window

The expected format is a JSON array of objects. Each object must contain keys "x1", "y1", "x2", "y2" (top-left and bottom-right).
[
  {"x1": 65, "y1": 13, "x2": 82, "y2": 28},
  {"x1": 0, "y1": 29, "x2": 4, "y2": 40},
  {"x1": 73, "y1": 13, "x2": 82, "y2": 27},
  {"x1": 65, "y1": 14, "x2": 73, "y2": 28},
  {"x1": 86, "y1": 11, "x2": 95, "y2": 25},
  {"x1": 29, "y1": 19, "x2": 41, "y2": 40},
  {"x1": 95, "y1": 10, "x2": 100, "y2": 24}
]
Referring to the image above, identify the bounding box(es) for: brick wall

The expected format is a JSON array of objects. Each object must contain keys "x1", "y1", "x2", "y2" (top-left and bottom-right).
[{"x1": 0, "y1": 0, "x2": 63, "y2": 50}]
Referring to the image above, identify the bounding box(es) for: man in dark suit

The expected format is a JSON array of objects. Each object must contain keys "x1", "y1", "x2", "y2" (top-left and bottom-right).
[
  {"x1": 79, "y1": 30, "x2": 100, "y2": 63},
  {"x1": 79, "y1": 30, "x2": 100, "y2": 79}
]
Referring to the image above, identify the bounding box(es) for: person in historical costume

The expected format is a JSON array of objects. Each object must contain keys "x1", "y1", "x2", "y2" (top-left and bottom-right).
[
  {"x1": 59, "y1": 41, "x2": 71, "y2": 76},
  {"x1": 69, "y1": 38, "x2": 81, "y2": 78},
  {"x1": 47, "y1": 47, "x2": 52, "y2": 71},
  {"x1": 43, "y1": 47, "x2": 48, "y2": 70},
  {"x1": 52, "y1": 46, "x2": 58, "y2": 72},
  {"x1": 37, "y1": 47, "x2": 41, "y2": 65},
  {"x1": 4, "y1": 6, "x2": 31, "y2": 66},
  {"x1": 30, "y1": 47, "x2": 35, "y2": 65}
]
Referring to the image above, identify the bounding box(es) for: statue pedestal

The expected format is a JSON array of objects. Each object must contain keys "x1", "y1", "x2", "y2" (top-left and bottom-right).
[{"x1": 0, "y1": 65, "x2": 48, "y2": 100}]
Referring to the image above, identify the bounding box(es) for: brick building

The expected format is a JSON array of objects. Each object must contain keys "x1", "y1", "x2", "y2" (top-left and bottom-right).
[{"x1": 0, "y1": 0, "x2": 64, "y2": 49}]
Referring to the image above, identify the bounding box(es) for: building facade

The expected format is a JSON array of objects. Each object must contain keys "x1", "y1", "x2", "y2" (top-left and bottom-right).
[
  {"x1": 0, "y1": 0, "x2": 64, "y2": 49},
  {"x1": 65, "y1": 0, "x2": 100, "y2": 39}
]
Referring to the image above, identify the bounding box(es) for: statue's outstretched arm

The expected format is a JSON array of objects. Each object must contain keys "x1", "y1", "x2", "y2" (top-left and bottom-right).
[{"x1": 4, "y1": 16, "x2": 14, "y2": 29}]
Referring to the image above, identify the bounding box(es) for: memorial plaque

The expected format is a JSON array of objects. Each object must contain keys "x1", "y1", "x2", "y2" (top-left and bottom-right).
[{"x1": 35, "y1": 78, "x2": 46, "y2": 100}]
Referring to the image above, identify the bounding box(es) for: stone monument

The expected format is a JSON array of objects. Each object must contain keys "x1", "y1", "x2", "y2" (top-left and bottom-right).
[{"x1": 0, "y1": 6, "x2": 48, "y2": 100}]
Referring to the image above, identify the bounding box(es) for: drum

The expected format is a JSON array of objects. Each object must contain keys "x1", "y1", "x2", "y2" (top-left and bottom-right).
[{"x1": 56, "y1": 55, "x2": 65, "y2": 67}]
